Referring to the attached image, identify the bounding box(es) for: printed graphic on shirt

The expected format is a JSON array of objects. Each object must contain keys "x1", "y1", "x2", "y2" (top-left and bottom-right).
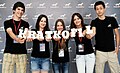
[{"x1": 107, "y1": 24, "x2": 112, "y2": 27}]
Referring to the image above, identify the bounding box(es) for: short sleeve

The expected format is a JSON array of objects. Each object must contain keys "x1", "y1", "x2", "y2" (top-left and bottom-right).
[
  {"x1": 90, "y1": 20, "x2": 96, "y2": 27},
  {"x1": 4, "y1": 20, "x2": 11, "y2": 31},
  {"x1": 111, "y1": 17, "x2": 119, "y2": 29},
  {"x1": 24, "y1": 22, "x2": 29, "y2": 29}
]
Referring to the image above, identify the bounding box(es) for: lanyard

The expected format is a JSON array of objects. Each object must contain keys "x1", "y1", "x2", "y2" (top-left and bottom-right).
[
  {"x1": 12, "y1": 19, "x2": 21, "y2": 34},
  {"x1": 78, "y1": 32, "x2": 82, "y2": 43},
  {"x1": 58, "y1": 38, "x2": 65, "y2": 49},
  {"x1": 79, "y1": 37, "x2": 82, "y2": 43}
]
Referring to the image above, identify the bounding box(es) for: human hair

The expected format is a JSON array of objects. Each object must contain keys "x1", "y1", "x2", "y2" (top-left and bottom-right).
[
  {"x1": 70, "y1": 13, "x2": 84, "y2": 29},
  {"x1": 13, "y1": 1, "x2": 25, "y2": 12},
  {"x1": 35, "y1": 14, "x2": 50, "y2": 31},
  {"x1": 94, "y1": 1, "x2": 105, "y2": 10},
  {"x1": 54, "y1": 19, "x2": 67, "y2": 50},
  {"x1": 54, "y1": 19, "x2": 66, "y2": 31}
]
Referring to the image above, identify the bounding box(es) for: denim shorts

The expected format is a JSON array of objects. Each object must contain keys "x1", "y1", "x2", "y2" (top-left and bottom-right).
[{"x1": 31, "y1": 57, "x2": 50, "y2": 71}]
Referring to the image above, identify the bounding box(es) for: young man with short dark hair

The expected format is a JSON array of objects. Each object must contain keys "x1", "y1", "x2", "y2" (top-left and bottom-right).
[
  {"x1": 2, "y1": 1, "x2": 29, "y2": 73},
  {"x1": 91, "y1": 1, "x2": 119, "y2": 73}
]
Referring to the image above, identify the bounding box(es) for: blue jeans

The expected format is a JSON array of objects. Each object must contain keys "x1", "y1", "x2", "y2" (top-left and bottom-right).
[
  {"x1": 31, "y1": 57, "x2": 50, "y2": 71},
  {"x1": 52, "y1": 62, "x2": 69, "y2": 73}
]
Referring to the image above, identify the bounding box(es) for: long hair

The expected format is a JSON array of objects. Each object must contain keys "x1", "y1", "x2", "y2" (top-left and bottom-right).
[
  {"x1": 54, "y1": 19, "x2": 67, "y2": 50},
  {"x1": 70, "y1": 13, "x2": 84, "y2": 29},
  {"x1": 35, "y1": 14, "x2": 50, "y2": 31},
  {"x1": 54, "y1": 19, "x2": 66, "y2": 31}
]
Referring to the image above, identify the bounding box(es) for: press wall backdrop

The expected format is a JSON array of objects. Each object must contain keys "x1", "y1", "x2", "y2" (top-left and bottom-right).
[{"x1": 0, "y1": 0, "x2": 120, "y2": 73}]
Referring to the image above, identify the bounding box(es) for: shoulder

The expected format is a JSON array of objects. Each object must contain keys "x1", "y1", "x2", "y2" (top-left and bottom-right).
[
  {"x1": 4, "y1": 19, "x2": 12, "y2": 24},
  {"x1": 21, "y1": 20, "x2": 29, "y2": 28},
  {"x1": 21, "y1": 20, "x2": 29, "y2": 24},
  {"x1": 4, "y1": 19, "x2": 12, "y2": 26},
  {"x1": 106, "y1": 16, "x2": 116, "y2": 20},
  {"x1": 91, "y1": 18, "x2": 98, "y2": 25},
  {"x1": 91, "y1": 18, "x2": 98, "y2": 24},
  {"x1": 106, "y1": 16, "x2": 118, "y2": 24},
  {"x1": 93, "y1": 17, "x2": 99, "y2": 21}
]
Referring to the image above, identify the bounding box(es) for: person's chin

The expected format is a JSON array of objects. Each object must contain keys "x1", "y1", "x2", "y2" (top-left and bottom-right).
[{"x1": 17, "y1": 15, "x2": 22, "y2": 18}]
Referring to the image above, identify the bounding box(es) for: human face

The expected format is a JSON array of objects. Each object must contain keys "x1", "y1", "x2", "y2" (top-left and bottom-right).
[
  {"x1": 39, "y1": 17, "x2": 46, "y2": 29},
  {"x1": 13, "y1": 7, "x2": 24, "y2": 18},
  {"x1": 95, "y1": 4, "x2": 105, "y2": 17},
  {"x1": 73, "y1": 15, "x2": 82, "y2": 27},
  {"x1": 56, "y1": 21, "x2": 64, "y2": 32}
]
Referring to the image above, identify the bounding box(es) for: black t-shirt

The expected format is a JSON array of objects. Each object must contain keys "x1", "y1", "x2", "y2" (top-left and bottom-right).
[
  {"x1": 31, "y1": 29, "x2": 50, "y2": 58},
  {"x1": 4, "y1": 19, "x2": 29, "y2": 54},
  {"x1": 74, "y1": 27, "x2": 94, "y2": 55},
  {"x1": 52, "y1": 36, "x2": 69, "y2": 63},
  {"x1": 91, "y1": 16, "x2": 119, "y2": 52}
]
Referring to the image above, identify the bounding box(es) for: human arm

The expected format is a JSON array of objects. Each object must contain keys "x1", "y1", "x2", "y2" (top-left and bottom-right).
[
  {"x1": 6, "y1": 27, "x2": 25, "y2": 44},
  {"x1": 86, "y1": 27, "x2": 96, "y2": 39},
  {"x1": 114, "y1": 28, "x2": 119, "y2": 55}
]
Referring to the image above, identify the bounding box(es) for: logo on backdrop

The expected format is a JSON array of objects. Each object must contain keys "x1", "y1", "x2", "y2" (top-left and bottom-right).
[
  {"x1": 118, "y1": 24, "x2": 120, "y2": 29},
  {"x1": 66, "y1": 25, "x2": 70, "y2": 30},
  {"x1": 58, "y1": 14, "x2": 66, "y2": 19},
  {"x1": 6, "y1": 14, "x2": 13, "y2": 20},
  {"x1": 63, "y1": 3, "x2": 72, "y2": 8},
  {"x1": 37, "y1": 3, "x2": 46, "y2": 8},
  {"x1": 0, "y1": 3, "x2": 6, "y2": 8},
  {"x1": 0, "y1": 49, "x2": 4, "y2": 54},
  {"x1": 6, "y1": 14, "x2": 28, "y2": 20},
  {"x1": 107, "y1": 13, "x2": 117, "y2": 19},
  {"x1": 0, "y1": 26, "x2": 4, "y2": 31},
  {"x1": 32, "y1": 14, "x2": 40, "y2": 20},
  {"x1": 76, "y1": 3, "x2": 84, "y2": 8},
  {"x1": 26, "y1": 3, "x2": 33, "y2": 8},
  {"x1": 110, "y1": 13, "x2": 117, "y2": 18},
  {"x1": 88, "y1": 2, "x2": 95, "y2": 8},
  {"x1": 113, "y1": 3, "x2": 120, "y2": 8},
  {"x1": 33, "y1": 14, "x2": 54, "y2": 20},
  {"x1": 105, "y1": 3, "x2": 110, "y2": 8},
  {"x1": 50, "y1": 3, "x2": 59, "y2": 8},
  {"x1": 84, "y1": 13, "x2": 92, "y2": 19},
  {"x1": 88, "y1": 2, "x2": 109, "y2": 8},
  {"x1": 22, "y1": 14, "x2": 28, "y2": 20},
  {"x1": 47, "y1": 14, "x2": 54, "y2": 19},
  {"x1": 0, "y1": 37, "x2": 3, "y2": 43},
  {"x1": 11, "y1": 4, "x2": 14, "y2": 9}
]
